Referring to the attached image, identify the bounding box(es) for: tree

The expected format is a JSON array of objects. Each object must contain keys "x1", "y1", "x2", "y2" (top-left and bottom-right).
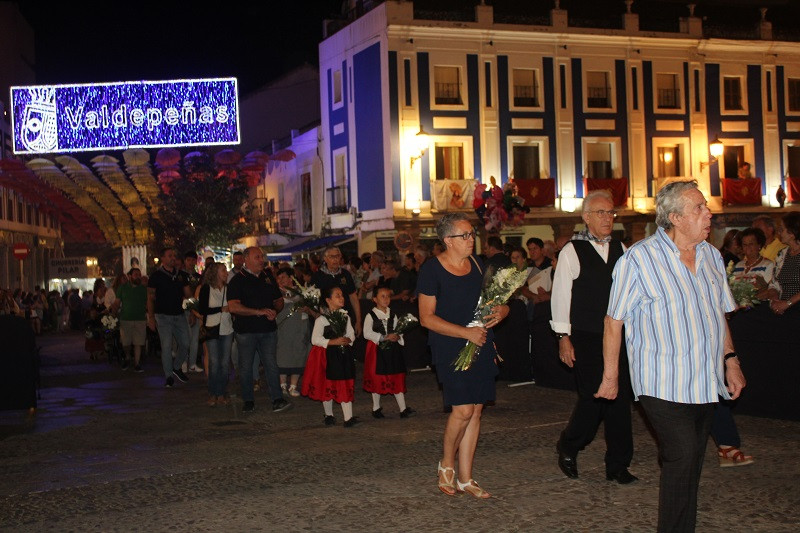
[{"x1": 154, "y1": 153, "x2": 254, "y2": 253}]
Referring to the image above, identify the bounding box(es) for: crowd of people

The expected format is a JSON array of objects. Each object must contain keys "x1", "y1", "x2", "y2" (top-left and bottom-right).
[{"x1": 4, "y1": 179, "x2": 798, "y2": 529}]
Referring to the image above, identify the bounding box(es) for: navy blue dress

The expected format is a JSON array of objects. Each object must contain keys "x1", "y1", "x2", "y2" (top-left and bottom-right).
[{"x1": 417, "y1": 256, "x2": 499, "y2": 406}]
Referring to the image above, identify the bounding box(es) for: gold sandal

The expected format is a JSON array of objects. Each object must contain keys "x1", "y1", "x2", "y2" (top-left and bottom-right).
[
  {"x1": 437, "y1": 461, "x2": 457, "y2": 496},
  {"x1": 456, "y1": 479, "x2": 491, "y2": 499},
  {"x1": 718, "y1": 446, "x2": 754, "y2": 467}
]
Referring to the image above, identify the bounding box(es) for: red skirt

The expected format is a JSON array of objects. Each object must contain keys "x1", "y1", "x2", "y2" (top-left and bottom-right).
[
  {"x1": 301, "y1": 346, "x2": 354, "y2": 403},
  {"x1": 362, "y1": 341, "x2": 406, "y2": 395}
]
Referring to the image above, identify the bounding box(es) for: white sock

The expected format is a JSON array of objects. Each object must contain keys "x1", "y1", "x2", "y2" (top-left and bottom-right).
[
  {"x1": 394, "y1": 393, "x2": 407, "y2": 412},
  {"x1": 372, "y1": 393, "x2": 381, "y2": 411},
  {"x1": 323, "y1": 400, "x2": 334, "y2": 416},
  {"x1": 341, "y1": 401, "x2": 353, "y2": 420}
]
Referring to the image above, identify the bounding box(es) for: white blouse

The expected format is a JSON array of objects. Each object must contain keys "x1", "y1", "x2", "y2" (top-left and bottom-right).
[
  {"x1": 363, "y1": 307, "x2": 405, "y2": 346},
  {"x1": 205, "y1": 286, "x2": 233, "y2": 336}
]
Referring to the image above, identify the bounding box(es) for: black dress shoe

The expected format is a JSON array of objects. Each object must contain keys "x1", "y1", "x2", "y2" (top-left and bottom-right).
[
  {"x1": 606, "y1": 469, "x2": 638, "y2": 484},
  {"x1": 399, "y1": 407, "x2": 416, "y2": 418},
  {"x1": 557, "y1": 446, "x2": 579, "y2": 479},
  {"x1": 324, "y1": 415, "x2": 336, "y2": 426},
  {"x1": 372, "y1": 408, "x2": 385, "y2": 419},
  {"x1": 343, "y1": 416, "x2": 361, "y2": 428}
]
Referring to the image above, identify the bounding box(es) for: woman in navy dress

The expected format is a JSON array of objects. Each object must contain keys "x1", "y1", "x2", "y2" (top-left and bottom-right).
[{"x1": 417, "y1": 213, "x2": 509, "y2": 499}]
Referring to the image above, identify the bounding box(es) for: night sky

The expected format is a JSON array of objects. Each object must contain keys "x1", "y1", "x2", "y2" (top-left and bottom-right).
[{"x1": 18, "y1": 1, "x2": 343, "y2": 96}]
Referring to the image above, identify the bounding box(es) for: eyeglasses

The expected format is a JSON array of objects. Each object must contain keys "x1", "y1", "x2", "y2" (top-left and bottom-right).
[
  {"x1": 587, "y1": 209, "x2": 617, "y2": 219},
  {"x1": 446, "y1": 230, "x2": 476, "y2": 241}
]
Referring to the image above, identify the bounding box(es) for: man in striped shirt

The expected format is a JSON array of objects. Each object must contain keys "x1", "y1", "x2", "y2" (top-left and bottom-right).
[{"x1": 597, "y1": 180, "x2": 746, "y2": 533}]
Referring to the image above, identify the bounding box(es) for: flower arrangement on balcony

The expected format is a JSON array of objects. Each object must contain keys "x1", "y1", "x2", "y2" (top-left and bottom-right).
[{"x1": 473, "y1": 176, "x2": 529, "y2": 233}]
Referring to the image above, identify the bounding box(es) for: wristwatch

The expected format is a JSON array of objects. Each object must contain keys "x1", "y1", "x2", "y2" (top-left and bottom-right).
[{"x1": 724, "y1": 352, "x2": 738, "y2": 362}]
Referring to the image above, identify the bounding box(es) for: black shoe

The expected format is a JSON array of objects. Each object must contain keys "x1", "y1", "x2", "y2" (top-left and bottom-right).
[
  {"x1": 324, "y1": 415, "x2": 336, "y2": 426},
  {"x1": 242, "y1": 401, "x2": 255, "y2": 413},
  {"x1": 172, "y1": 369, "x2": 188, "y2": 383},
  {"x1": 164, "y1": 377, "x2": 174, "y2": 388},
  {"x1": 372, "y1": 408, "x2": 385, "y2": 419},
  {"x1": 606, "y1": 469, "x2": 638, "y2": 485},
  {"x1": 343, "y1": 416, "x2": 360, "y2": 428},
  {"x1": 272, "y1": 399, "x2": 292, "y2": 412},
  {"x1": 557, "y1": 445, "x2": 579, "y2": 479},
  {"x1": 134, "y1": 364, "x2": 143, "y2": 373},
  {"x1": 399, "y1": 407, "x2": 416, "y2": 418}
]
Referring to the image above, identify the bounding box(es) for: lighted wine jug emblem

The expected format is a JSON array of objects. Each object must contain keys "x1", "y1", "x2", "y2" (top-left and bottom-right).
[{"x1": 21, "y1": 88, "x2": 58, "y2": 153}]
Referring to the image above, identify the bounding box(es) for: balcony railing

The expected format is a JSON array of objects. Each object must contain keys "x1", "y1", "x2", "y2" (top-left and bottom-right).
[
  {"x1": 435, "y1": 82, "x2": 461, "y2": 105},
  {"x1": 513, "y1": 85, "x2": 539, "y2": 107},
  {"x1": 327, "y1": 186, "x2": 349, "y2": 214},
  {"x1": 657, "y1": 88, "x2": 680, "y2": 109},
  {"x1": 587, "y1": 87, "x2": 611, "y2": 108}
]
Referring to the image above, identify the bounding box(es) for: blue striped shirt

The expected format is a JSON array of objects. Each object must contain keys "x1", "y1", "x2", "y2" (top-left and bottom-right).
[{"x1": 608, "y1": 227, "x2": 735, "y2": 404}]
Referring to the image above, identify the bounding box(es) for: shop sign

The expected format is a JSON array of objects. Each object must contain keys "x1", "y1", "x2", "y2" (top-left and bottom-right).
[
  {"x1": 11, "y1": 77, "x2": 239, "y2": 154},
  {"x1": 49, "y1": 257, "x2": 88, "y2": 278}
]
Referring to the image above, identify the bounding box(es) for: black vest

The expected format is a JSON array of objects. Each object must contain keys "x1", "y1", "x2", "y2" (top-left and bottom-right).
[{"x1": 569, "y1": 239, "x2": 624, "y2": 334}]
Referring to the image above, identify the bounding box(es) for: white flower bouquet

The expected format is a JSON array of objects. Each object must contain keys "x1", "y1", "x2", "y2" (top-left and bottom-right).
[
  {"x1": 726, "y1": 261, "x2": 759, "y2": 309},
  {"x1": 453, "y1": 265, "x2": 529, "y2": 371},
  {"x1": 379, "y1": 313, "x2": 418, "y2": 350},
  {"x1": 182, "y1": 298, "x2": 198, "y2": 312},
  {"x1": 287, "y1": 277, "x2": 321, "y2": 316},
  {"x1": 323, "y1": 308, "x2": 351, "y2": 353},
  {"x1": 101, "y1": 314, "x2": 119, "y2": 331}
]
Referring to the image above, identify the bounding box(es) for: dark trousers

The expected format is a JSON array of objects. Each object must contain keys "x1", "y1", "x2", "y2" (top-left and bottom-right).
[
  {"x1": 710, "y1": 399, "x2": 741, "y2": 448},
  {"x1": 639, "y1": 396, "x2": 714, "y2": 533},
  {"x1": 558, "y1": 330, "x2": 633, "y2": 474}
]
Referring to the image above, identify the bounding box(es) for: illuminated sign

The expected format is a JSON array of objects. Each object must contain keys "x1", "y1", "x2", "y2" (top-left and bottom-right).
[{"x1": 10, "y1": 77, "x2": 239, "y2": 154}]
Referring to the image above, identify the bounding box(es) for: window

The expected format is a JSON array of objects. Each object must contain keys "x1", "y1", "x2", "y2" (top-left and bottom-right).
[
  {"x1": 788, "y1": 78, "x2": 800, "y2": 112},
  {"x1": 512, "y1": 69, "x2": 538, "y2": 107},
  {"x1": 17, "y1": 200, "x2": 23, "y2": 223},
  {"x1": 301, "y1": 172, "x2": 312, "y2": 233},
  {"x1": 434, "y1": 144, "x2": 464, "y2": 180},
  {"x1": 333, "y1": 69, "x2": 342, "y2": 106},
  {"x1": 656, "y1": 73, "x2": 680, "y2": 109},
  {"x1": 723, "y1": 76, "x2": 743, "y2": 111},
  {"x1": 434, "y1": 66, "x2": 462, "y2": 105},
  {"x1": 512, "y1": 145, "x2": 541, "y2": 179},
  {"x1": 586, "y1": 142, "x2": 613, "y2": 178},
  {"x1": 328, "y1": 151, "x2": 348, "y2": 214},
  {"x1": 586, "y1": 71, "x2": 612, "y2": 109},
  {"x1": 657, "y1": 146, "x2": 681, "y2": 177},
  {"x1": 788, "y1": 146, "x2": 800, "y2": 178}
]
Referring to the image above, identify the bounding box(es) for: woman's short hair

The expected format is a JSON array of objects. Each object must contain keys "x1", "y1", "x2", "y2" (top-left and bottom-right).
[
  {"x1": 782, "y1": 211, "x2": 800, "y2": 242},
  {"x1": 655, "y1": 180, "x2": 699, "y2": 230},
  {"x1": 738, "y1": 227, "x2": 766, "y2": 248},
  {"x1": 435, "y1": 212, "x2": 471, "y2": 247}
]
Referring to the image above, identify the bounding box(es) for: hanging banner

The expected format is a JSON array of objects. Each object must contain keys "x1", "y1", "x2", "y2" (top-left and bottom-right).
[{"x1": 11, "y1": 77, "x2": 240, "y2": 154}]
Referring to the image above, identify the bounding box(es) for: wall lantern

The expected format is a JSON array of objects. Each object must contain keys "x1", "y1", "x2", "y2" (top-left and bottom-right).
[
  {"x1": 409, "y1": 125, "x2": 429, "y2": 169},
  {"x1": 700, "y1": 135, "x2": 724, "y2": 171}
]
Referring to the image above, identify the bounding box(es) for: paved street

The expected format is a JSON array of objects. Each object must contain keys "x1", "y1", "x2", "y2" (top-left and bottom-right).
[{"x1": 0, "y1": 331, "x2": 798, "y2": 532}]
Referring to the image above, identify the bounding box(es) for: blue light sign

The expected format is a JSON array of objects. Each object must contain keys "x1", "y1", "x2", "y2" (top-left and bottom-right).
[{"x1": 10, "y1": 77, "x2": 240, "y2": 154}]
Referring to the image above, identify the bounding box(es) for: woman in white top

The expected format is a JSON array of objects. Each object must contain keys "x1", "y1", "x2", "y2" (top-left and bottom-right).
[
  {"x1": 195, "y1": 263, "x2": 234, "y2": 406},
  {"x1": 731, "y1": 227, "x2": 775, "y2": 300}
]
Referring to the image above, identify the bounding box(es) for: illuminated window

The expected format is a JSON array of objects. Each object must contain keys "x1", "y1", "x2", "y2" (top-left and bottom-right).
[
  {"x1": 434, "y1": 66, "x2": 462, "y2": 105},
  {"x1": 586, "y1": 142, "x2": 613, "y2": 178},
  {"x1": 656, "y1": 74, "x2": 680, "y2": 109},
  {"x1": 723, "y1": 77, "x2": 743, "y2": 111},
  {"x1": 586, "y1": 71, "x2": 612, "y2": 109},
  {"x1": 657, "y1": 146, "x2": 681, "y2": 177},
  {"x1": 512, "y1": 145, "x2": 541, "y2": 179},
  {"x1": 512, "y1": 69, "x2": 539, "y2": 107},
  {"x1": 333, "y1": 69, "x2": 343, "y2": 106},
  {"x1": 788, "y1": 79, "x2": 800, "y2": 112},
  {"x1": 434, "y1": 144, "x2": 464, "y2": 180}
]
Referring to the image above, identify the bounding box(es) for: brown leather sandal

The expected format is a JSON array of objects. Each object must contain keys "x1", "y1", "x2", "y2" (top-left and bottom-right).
[
  {"x1": 437, "y1": 461, "x2": 457, "y2": 496},
  {"x1": 718, "y1": 446, "x2": 754, "y2": 467}
]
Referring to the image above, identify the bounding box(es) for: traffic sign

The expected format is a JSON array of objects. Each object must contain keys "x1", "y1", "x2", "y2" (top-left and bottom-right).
[{"x1": 12, "y1": 242, "x2": 30, "y2": 260}]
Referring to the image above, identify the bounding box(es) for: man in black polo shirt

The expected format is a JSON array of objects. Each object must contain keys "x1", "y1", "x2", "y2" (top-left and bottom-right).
[
  {"x1": 311, "y1": 245, "x2": 362, "y2": 336},
  {"x1": 228, "y1": 246, "x2": 291, "y2": 413},
  {"x1": 147, "y1": 247, "x2": 192, "y2": 388}
]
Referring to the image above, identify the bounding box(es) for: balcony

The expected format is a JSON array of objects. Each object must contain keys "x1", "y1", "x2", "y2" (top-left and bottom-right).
[
  {"x1": 327, "y1": 186, "x2": 349, "y2": 214},
  {"x1": 657, "y1": 88, "x2": 680, "y2": 109}
]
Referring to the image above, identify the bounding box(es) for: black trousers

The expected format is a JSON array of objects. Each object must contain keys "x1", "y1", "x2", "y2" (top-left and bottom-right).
[
  {"x1": 557, "y1": 329, "x2": 633, "y2": 474},
  {"x1": 639, "y1": 396, "x2": 714, "y2": 533}
]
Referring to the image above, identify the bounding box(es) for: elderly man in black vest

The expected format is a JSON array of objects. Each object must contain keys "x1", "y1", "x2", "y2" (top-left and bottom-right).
[{"x1": 550, "y1": 190, "x2": 636, "y2": 484}]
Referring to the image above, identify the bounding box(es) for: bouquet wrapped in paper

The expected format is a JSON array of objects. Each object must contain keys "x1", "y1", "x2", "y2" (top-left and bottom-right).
[
  {"x1": 287, "y1": 277, "x2": 321, "y2": 317},
  {"x1": 726, "y1": 261, "x2": 759, "y2": 309},
  {"x1": 379, "y1": 313, "x2": 419, "y2": 350},
  {"x1": 323, "y1": 308, "x2": 351, "y2": 352},
  {"x1": 453, "y1": 265, "x2": 530, "y2": 371}
]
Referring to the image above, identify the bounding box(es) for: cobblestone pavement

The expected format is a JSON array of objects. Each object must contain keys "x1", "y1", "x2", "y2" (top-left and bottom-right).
[{"x1": 0, "y1": 332, "x2": 798, "y2": 532}]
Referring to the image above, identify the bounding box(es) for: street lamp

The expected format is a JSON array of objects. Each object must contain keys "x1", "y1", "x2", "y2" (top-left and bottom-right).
[
  {"x1": 409, "y1": 125, "x2": 429, "y2": 168},
  {"x1": 700, "y1": 135, "x2": 724, "y2": 171}
]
